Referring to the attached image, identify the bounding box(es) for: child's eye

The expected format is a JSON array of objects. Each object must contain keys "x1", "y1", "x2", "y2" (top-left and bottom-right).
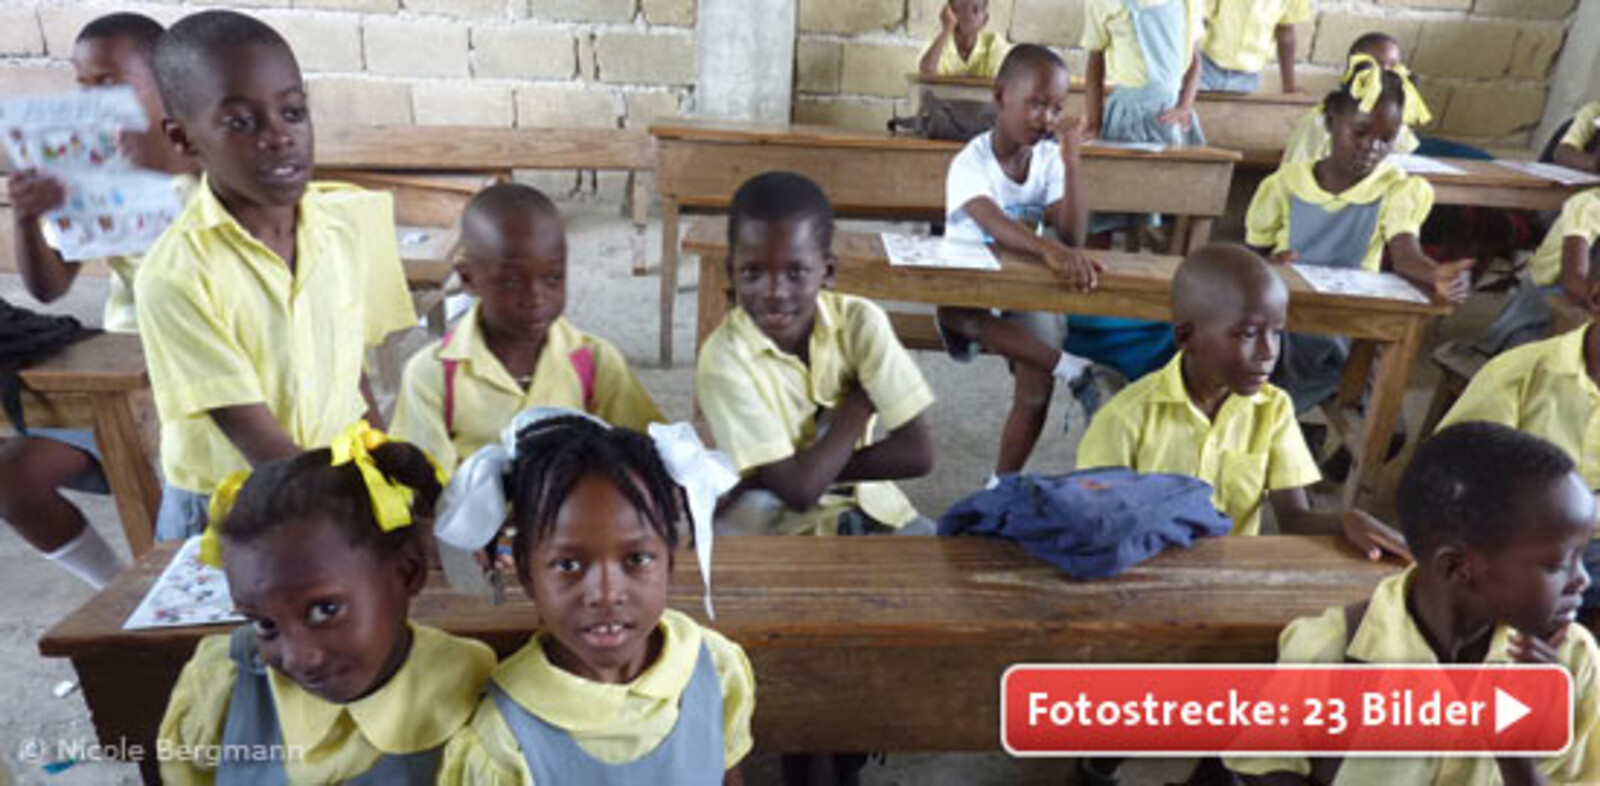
[
  {"x1": 786, "y1": 269, "x2": 806, "y2": 282},
  {"x1": 306, "y1": 601, "x2": 341, "y2": 625},
  {"x1": 224, "y1": 115, "x2": 256, "y2": 133},
  {"x1": 626, "y1": 552, "x2": 656, "y2": 568},
  {"x1": 249, "y1": 617, "x2": 278, "y2": 639},
  {"x1": 738, "y1": 267, "x2": 761, "y2": 283},
  {"x1": 282, "y1": 106, "x2": 308, "y2": 123},
  {"x1": 551, "y1": 558, "x2": 581, "y2": 573}
]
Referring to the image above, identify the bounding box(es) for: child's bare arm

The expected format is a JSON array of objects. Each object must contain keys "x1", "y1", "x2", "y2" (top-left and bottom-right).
[
  {"x1": 1494, "y1": 627, "x2": 1566, "y2": 785},
  {"x1": 1159, "y1": 51, "x2": 1204, "y2": 128},
  {"x1": 359, "y1": 372, "x2": 385, "y2": 430},
  {"x1": 1554, "y1": 143, "x2": 1600, "y2": 174},
  {"x1": 209, "y1": 404, "x2": 301, "y2": 468},
  {"x1": 1050, "y1": 117, "x2": 1089, "y2": 249},
  {"x1": 1388, "y1": 234, "x2": 1472, "y2": 304},
  {"x1": 1085, "y1": 51, "x2": 1107, "y2": 139},
  {"x1": 962, "y1": 197, "x2": 1102, "y2": 290},
  {"x1": 837, "y1": 413, "x2": 934, "y2": 483},
  {"x1": 751, "y1": 387, "x2": 875, "y2": 512},
  {"x1": 1559, "y1": 236, "x2": 1600, "y2": 312},
  {"x1": 918, "y1": 4, "x2": 957, "y2": 75},
  {"x1": 8, "y1": 170, "x2": 79, "y2": 304},
  {"x1": 1270, "y1": 487, "x2": 1412, "y2": 561},
  {"x1": 1275, "y1": 24, "x2": 1298, "y2": 93},
  {"x1": 724, "y1": 766, "x2": 745, "y2": 786}
]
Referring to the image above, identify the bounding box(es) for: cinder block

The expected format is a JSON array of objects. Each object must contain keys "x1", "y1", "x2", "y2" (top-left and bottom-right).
[
  {"x1": 909, "y1": 0, "x2": 1015, "y2": 37},
  {"x1": 413, "y1": 81, "x2": 514, "y2": 126},
  {"x1": 622, "y1": 90, "x2": 681, "y2": 127},
  {"x1": 365, "y1": 17, "x2": 469, "y2": 77},
  {"x1": 1413, "y1": 81, "x2": 1451, "y2": 131},
  {"x1": 796, "y1": 39, "x2": 842, "y2": 93},
  {"x1": 514, "y1": 85, "x2": 619, "y2": 128},
  {"x1": 1438, "y1": 85, "x2": 1545, "y2": 138},
  {"x1": 0, "y1": 63, "x2": 75, "y2": 99},
  {"x1": 0, "y1": 9, "x2": 43, "y2": 57},
  {"x1": 793, "y1": 96, "x2": 898, "y2": 132},
  {"x1": 297, "y1": 0, "x2": 400, "y2": 12},
  {"x1": 1412, "y1": 20, "x2": 1517, "y2": 79},
  {"x1": 258, "y1": 12, "x2": 363, "y2": 73},
  {"x1": 797, "y1": 0, "x2": 902, "y2": 35},
  {"x1": 308, "y1": 77, "x2": 414, "y2": 125},
  {"x1": 578, "y1": 32, "x2": 597, "y2": 80},
  {"x1": 840, "y1": 42, "x2": 919, "y2": 98},
  {"x1": 1473, "y1": 0, "x2": 1576, "y2": 20},
  {"x1": 404, "y1": 0, "x2": 510, "y2": 17},
  {"x1": 526, "y1": 0, "x2": 637, "y2": 23},
  {"x1": 642, "y1": 0, "x2": 696, "y2": 26},
  {"x1": 1010, "y1": 0, "x2": 1085, "y2": 48},
  {"x1": 472, "y1": 25, "x2": 576, "y2": 80},
  {"x1": 1375, "y1": 0, "x2": 1468, "y2": 9},
  {"x1": 1309, "y1": 13, "x2": 1422, "y2": 67},
  {"x1": 594, "y1": 31, "x2": 695, "y2": 86},
  {"x1": 1508, "y1": 24, "x2": 1566, "y2": 79}
]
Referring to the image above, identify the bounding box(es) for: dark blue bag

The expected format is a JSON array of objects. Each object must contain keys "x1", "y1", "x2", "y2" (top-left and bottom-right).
[{"x1": 938, "y1": 467, "x2": 1234, "y2": 579}]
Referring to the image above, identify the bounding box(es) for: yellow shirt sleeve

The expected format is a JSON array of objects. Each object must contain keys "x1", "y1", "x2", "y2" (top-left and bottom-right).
[
  {"x1": 1530, "y1": 190, "x2": 1600, "y2": 286},
  {"x1": 586, "y1": 335, "x2": 665, "y2": 432},
  {"x1": 703, "y1": 626, "x2": 757, "y2": 769},
  {"x1": 979, "y1": 33, "x2": 1012, "y2": 77},
  {"x1": 1264, "y1": 392, "x2": 1321, "y2": 491},
  {"x1": 1556, "y1": 629, "x2": 1600, "y2": 782},
  {"x1": 390, "y1": 341, "x2": 457, "y2": 472},
  {"x1": 1561, "y1": 103, "x2": 1600, "y2": 151},
  {"x1": 436, "y1": 701, "x2": 528, "y2": 786},
  {"x1": 337, "y1": 191, "x2": 417, "y2": 348},
  {"x1": 1081, "y1": 0, "x2": 1114, "y2": 51},
  {"x1": 1245, "y1": 172, "x2": 1290, "y2": 252},
  {"x1": 136, "y1": 270, "x2": 267, "y2": 420},
  {"x1": 696, "y1": 326, "x2": 799, "y2": 474},
  {"x1": 157, "y1": 635, "x2": 238, "y2": 786},
  {"x1": 1379, "y1": 175, "x2": 1435, "y2": 242},
  {"x1": 1436, "y1": 354, "x2": 1523, "y2": 435},
  {"x1": 1075, "y1": 399, "x2": 1140, "y2": 470},
  {"x1": 1282, "y1": 0, "x2": 1313, "y2": 24},
  {"x1": 844, "y1": 298, "x2": 935, "y2": 432}
]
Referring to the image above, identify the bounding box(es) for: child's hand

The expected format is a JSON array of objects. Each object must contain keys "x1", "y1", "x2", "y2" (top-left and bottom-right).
[
  {"x1": 1560, "y1": 270, "x2": 1600, "y2": 314},
  {"x1": 1270, "y1": 250, "x2": 1299, "y2": 266},
  {"x1": 840, "y1": 385, "x2": 876, "y2": 422},
  {"x1": 1157, "y1": 103, "x2": 1196, "y2": 130},
  {"x1": 1057, "y1": 116, "x2": 1086, "y2": 161},
  {"x1": 1340, "y1": 510, "x2": 1413, "y2": 562},
  {"x1": 1508, "y1": 626, "x2": 1568, "y2": 665},
  {"x1": 1429, "y1": 258, "x2": 1474, "y2": 304},
  {"x1": 1045, "y1": 246, "x2": 1103, "y2": 291},
  {"x1": 940, "y1": 3, "x2": 957, "y2": 33},
  {"x1": 7, "y1": 169, "x2": 66, "y2": 222}
]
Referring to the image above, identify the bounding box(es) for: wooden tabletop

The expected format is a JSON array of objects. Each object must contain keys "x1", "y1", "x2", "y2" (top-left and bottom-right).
[
  {"x1": 905, "y1": 72, "x2": 1320, "y2": 107},
  {"x1": 315, "y1": 125, "x2": 656, "y2": 171},
  {"x1": 18, "y1": 332, "x2": 147, "y2": 393}
]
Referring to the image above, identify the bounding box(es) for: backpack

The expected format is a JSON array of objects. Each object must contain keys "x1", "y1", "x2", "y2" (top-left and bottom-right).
[
  {"x1": 887, "y1": 90, "x2": 997, "y2": 142},
  {"x1": 0, "y1": 298, "x2": 99, "y2": 434},
  {"x1": 440, "y1": 328, "x2": 596, "y2": 440}
]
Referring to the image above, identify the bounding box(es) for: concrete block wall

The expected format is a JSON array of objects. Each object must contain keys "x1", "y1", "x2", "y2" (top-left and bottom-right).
[{"x1": 795, "y1": 0, "x2": 1580, "y2": 148}]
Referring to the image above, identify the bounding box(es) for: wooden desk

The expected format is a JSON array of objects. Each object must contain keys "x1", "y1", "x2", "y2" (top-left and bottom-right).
[
  {"x1": 905, "y1": 73, "x2": 1319, "y2": 162},
  {"x1": 650, "y1": 119, "x2": 1241, "y2": 365},
  {"x1": 685, "y1": 222, "x2": 1450, "y2": 510},
  {"x1": 19, "y1": 333, "x2": 159, "y2": 557},
  {"x1": 41, "y1": 536, "x2": 1395, "y2": 758},
  {"x1": 1419, "y1": 158, "x2": 1592, "y2": 211}
]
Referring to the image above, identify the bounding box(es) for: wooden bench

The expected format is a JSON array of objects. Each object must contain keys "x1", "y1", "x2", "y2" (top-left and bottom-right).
[
  {"x1": 684, "y1": 220, "x2": 1451, "y2": 511},
  {"x1": 650, "y1": 119, "x2": 1241, "y2": 366},
  {"x1": 40, "y1": 535, "x2": 1395, "y2": 767}
]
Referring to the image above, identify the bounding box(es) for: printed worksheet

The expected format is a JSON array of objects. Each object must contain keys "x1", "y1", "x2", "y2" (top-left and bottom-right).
[
  {"x1": 1390, "y1": 155, "x2": 1465, "y2": 176},
  {"x1": 1291, "y1": 264, "x2": 1429, "y2": 305},
  {"x1": 123, "y1": 537, "x2": 243, "y2": 630},
  {"x1": 882, "y1": 232, "x2": 1000, "y2": 271},
  {"x1": 1494, "y1": 159, "x2": 1600, "y2": 187}
]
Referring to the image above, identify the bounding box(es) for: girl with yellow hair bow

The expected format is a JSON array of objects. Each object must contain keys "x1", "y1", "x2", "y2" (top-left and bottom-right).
[
  {"x1": 159, "y1": 421, "x2": 496, "y2": 785},
  {"x1": 1281, "y1": 38, "x2": 1429, "y2": 165}
]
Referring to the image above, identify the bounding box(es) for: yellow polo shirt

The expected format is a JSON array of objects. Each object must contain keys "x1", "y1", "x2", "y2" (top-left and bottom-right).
[
  {"x1": 921, "y1": 30, "x2": 1011, "y2": 78},
  {"x1": 1228, "y1": 566, "x2": 1600, "y2": 783},
  {"x1": 1076, "y1": 352, "x2": 1321, "y2": 535},
  {"x1": 1439, "y1": 325, "x2": 1600, "y2": 489},
  {"x1": 1246, "y1": 160, "x2": 1435, "y2": 272},
  {"x1": 1560, "y1": 102, "x2": 1600, "y2": 153},
  {"x1": 1528, "y1": 189, "x2": 1600, "y2": 288},
  {"x1": 1201, "y1": 0, "x2": 1313, "y2": 74},
  {"x1": 135, "y1": 178, "x2": 415, "y2": 495},
  {"x1": 438, "y1": 609, "x2": 755, "y2": 785},
  {"x1": 695, "y1": 291, "x2": 936, "y2": 535},
  {"x1": 1082, "y1": 0, "x2": 1205, "y2": 89},
  {"x1": 159, "y1": 624, "x2": 496, "y2": 785},
  {"x1": 391, "y1": 305, "x2": 662, "y2": 471},
  {"x1": 1280, "y1": 106, "x2": 1422, "y2": 165}
]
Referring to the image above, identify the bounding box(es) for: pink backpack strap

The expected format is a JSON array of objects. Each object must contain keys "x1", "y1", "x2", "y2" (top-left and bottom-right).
[
  {"x1": 440, "y1": 329, "x2": 460, "y2": 439},
  {"x1": 568, "y1": 346, "x2": 596, "y2": 409}
]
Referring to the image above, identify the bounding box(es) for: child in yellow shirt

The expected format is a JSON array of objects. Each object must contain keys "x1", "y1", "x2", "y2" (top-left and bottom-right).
[
  {"x1": 158, "y1": 423, "x2": 496, "y2": 784},
  {"x1": 1475, "y1": 187, "x2": 1600, "y2": 351},
  {"x1": 0, "y1": 12, "x2": 195, "y2": 589},
  {"x1": 1198, "y1": 0, "x2": 1313, "y2": 94},
  {"x1": 391, "y1": 183, "x2": 661, "y2": 472},
  {"x1": 1554, "y1": 101, "x2": 1600, "y2": 174},
  {"x1": 918, "y1": 0, "x2": 1011, "y2": 78},
  {"x1": 136, "y1": 11, "x2": 413, "y2": 540},
  {"x1": 1280, "y1": 33, "x2": 1425, "y2": 165},
  {"x1": 1077, "y1": 244, "x2": 1407, "y2": 556},
  {"x1": 1083, "y1": 0, "x2": 1207, "y2": 147},
  {"x1": 1229, "y1": 422, "x2": 1600, "y2": 784},
  {"x1": 1246, "y1": 63, "x2": 1467, "y2": 413},
  {"x1": 436, "y1": 413, "x2": 755, "y2": 785}
]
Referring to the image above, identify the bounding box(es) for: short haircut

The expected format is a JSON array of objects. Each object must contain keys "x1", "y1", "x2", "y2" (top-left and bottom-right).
[
  {"x1": 76, "y1": 13, "x2": 165, "y2": 54},
  {"x1": 153, "y1": 10, "x2": 294, "y2": 119},
  {"x1": 1348, "y1": 32, "x2": 1400, "y2": 58},
  {"x1": 997, "y1": 43, "x2": 1067, "y2": 86},
  {"x1": 1397, "y1": 422, "x2": 1578, "y2": 557},
  {"x1": 1170, "y1": 243, "x2": 1284, "y2": 325},
  {"x1": 1324, "y1": 66, "x2": 1406, "y2": 120},
  {"x1": 463, "y1": 182, "x2": 558, "y2": 229},
  {"x1": 726, "y1": 171, "x2": 834, "y2": 254}
]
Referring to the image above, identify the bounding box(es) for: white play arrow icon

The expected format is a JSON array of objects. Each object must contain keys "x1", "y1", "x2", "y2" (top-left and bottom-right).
[{"x1": 1496, "y1": 688, "x2": 1532, "y2": 734}]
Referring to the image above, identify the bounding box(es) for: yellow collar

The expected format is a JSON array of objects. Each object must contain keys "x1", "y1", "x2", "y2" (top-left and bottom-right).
[
  {"x1": 439, "y1": 304, "x2": 582, "y2": 395},
  {"x1": 1346, "y1": 566, "x2": 1516, "y2": 664},
  {"x1": 181, "y1": 174, "x2": 333, "y2": 280},
  {"x1": 267, "y1": 625, "x2": 493, "y2": 754},
  {"x1": 1279, "y1": 159, "x2": 1408, "y2": 207},
  {"x1": 1542, "y1": 324, "x2": 1596, "y2": 381},
  {"x1": 1152, "y1": 351, "x2": 1269, "y2": 413},
  {"x1": 728, "y1": 290, "x2": 842, "y2": 360}
]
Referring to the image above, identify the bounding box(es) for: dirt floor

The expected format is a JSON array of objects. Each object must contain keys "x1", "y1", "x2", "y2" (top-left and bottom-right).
[{"x1": 0, "y1": 195, "x2": 1500, "y2": 785}]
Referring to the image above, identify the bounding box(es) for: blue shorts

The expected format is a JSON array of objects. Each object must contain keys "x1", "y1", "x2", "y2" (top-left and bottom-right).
[
  {"x1": 29, "y1": 428, "x2": 109, "y2": 495},
  {"x1": 1199, "y1": 53, "x2": 1262, "y2": 94},
  {"x1": 156, "y1": 484, "x2": 210, "y2": 542}
]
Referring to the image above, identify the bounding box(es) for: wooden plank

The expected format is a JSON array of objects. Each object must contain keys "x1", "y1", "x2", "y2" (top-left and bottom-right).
[
  {"x1": 18, "y1": 333, "x2": 147, "y2": 393},
  {"x1": 316, "y1": 125, "x2": 657, "y2": 171},
  {"x1": 91, "y1": 391, "x2": 159, "y2": 557},
  {"x1": 42, "y1": 536, "x2": 1398, "y2": 754}
]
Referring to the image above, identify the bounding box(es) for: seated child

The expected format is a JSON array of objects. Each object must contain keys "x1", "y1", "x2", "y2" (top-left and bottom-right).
[
  {"x1": 0, "y1": 12, "x2": 196, "y2": 588},
  {"x1": 1281, "y1": 33, "x2": 1424, "y2": 165},
  {"x1": 1554, "y1": 100, "x2": 1600, "y2": 174},
  {"x1": 1478, "y1": 187, "x2": 1600, "y2": 350},
  {"x1": 1229, "y1": 422, "x2": 1600, "y2": 784},
  {"x1": 137, "y1": 10, "x2": 414, "y2": 540},
  {"x1": 696, "y1": 172, "x2": 936, "y2": 536},
  {"x1": 437, "y1": 414, "x2": 754, "y2": 784},
  {"x1": 159, "y1": 423, "x2": 496, "y2": 784},
  {"x1": 1077, "y1": 244, "x2": 1407, "y2": 557},
  {"x1": 1246, "y1": 65, "x2": 1469, "y2": 413},
  {"x1": 1083, "y1": 0, "x2": 1206, "y2": 147},
  {"x1": 391, "y1": 183, "x2": 662, "y2": 472},
  {"x1": 918, "y1": 0, "x2": 1011, "y2": 78},
  {"x1": 1198, "y1": 0, "x2": 1313, "y2": 94}
]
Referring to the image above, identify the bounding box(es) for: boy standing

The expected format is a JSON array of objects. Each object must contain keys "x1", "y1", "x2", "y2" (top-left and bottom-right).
[
  {"x1": 0, "y1": 13, "x2": 195, "y2": 587},
  {"x1": 918, "y1": 0, "x2": 1012, "y2": 78},
  {"x1": 137, "y1": 11, "x2": 413, "y2": 539},
  {"x1": 1197, "y1": 0, "x2": 1312, "y2": 94}
]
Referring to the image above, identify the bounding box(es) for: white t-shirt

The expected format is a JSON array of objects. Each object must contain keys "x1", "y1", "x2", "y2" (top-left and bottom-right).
[{"x1": 944, "y1": 131, "x2": 1066, "y2": 243}]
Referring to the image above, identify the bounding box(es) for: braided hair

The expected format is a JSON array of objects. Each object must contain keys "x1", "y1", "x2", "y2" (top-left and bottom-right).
[
  {"x1": 1324, "y1": 63, "x2": 1407, "y2": 121},
  {"x1": 505, "y1": 416, "x2": 684, "y2": 582}
]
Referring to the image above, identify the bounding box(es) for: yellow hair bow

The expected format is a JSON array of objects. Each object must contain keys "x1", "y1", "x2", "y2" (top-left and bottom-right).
[
  {"x1": 330, "y1": 420, "x2": 446, "y2": 535},
  {"x1": 199, "y1": 470, "x2": 251, "y2": 567},
  {"x1": 1342, "y1": 53, "x2": 1432, "y2": 127}
]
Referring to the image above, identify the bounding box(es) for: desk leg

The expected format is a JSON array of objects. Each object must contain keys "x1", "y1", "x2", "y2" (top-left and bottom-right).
[
  {"x1": 1168, "y1": 216, "x2": 1192, "y2": 255},
  {"x1": 1187, "y1": 217, "x2": 1215, "y2": 254},
  {"x1": 91, "y1": 392, "x2": 158, "y2": 557},
  {"x1": 696, "y1": 252, "x2": 730, "y2": 352},
  {"x1": 1343, "y1": 322, "x2": 1422, "y2": 510},
  {"x1": 630, "y1": 172, "x2": 651, "y2": 276},
  {"x1": 659, "y1": 201, "x2": 681, "y2": 367}
]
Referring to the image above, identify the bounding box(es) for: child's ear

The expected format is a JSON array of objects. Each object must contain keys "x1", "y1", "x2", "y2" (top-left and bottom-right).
[
  {"x1": 393, "y1": 537, "x2": 428, "y2": 597},
  {"x1": 1172, "y1": 322, "x2": 1194, "y2": 348},
  {"x1": 162, "y1": 117, "x2": 196, "y2": 159},
  {"x1": 1434, "y1": 542, "x2": 1474, "y2": 587},
  {"x1": 821, "y1": 251, "x2": 839, "y2": 289},
  {"x1": 455, "y1": 260, "x2": 480, "y2": 296}
]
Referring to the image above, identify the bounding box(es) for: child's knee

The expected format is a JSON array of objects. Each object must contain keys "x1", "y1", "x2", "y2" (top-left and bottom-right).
[
  {"x1": 936, "y1": 305, "x2": 988, "y2": 338},
  {"x1": 0, "y1": 439, "x2": 89, "y2": 511}
]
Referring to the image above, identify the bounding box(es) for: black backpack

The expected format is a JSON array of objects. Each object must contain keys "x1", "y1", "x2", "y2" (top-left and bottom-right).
[
  {"x1": 888, "y1": 90, "x2": 997, "y2": 142},
  {"x1": 0, "y1": 298, "x2": 98, "y2": 434}
]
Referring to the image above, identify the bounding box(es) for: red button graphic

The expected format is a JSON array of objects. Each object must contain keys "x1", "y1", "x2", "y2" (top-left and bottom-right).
[{"x1": 1002, "y1": 665, "x2": 1572, "y2": 756}]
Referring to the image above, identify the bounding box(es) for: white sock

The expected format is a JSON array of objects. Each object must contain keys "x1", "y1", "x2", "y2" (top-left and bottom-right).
[
  {"x1": 1052, "y1": 351, "x2": 1092, "y2": 382},
  {"x1": 985, "y1": 473, "x2": 1001, "y2": 490},
  {"x1": 44, "y1": 526, "x2": 125, "y2": 589}
]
